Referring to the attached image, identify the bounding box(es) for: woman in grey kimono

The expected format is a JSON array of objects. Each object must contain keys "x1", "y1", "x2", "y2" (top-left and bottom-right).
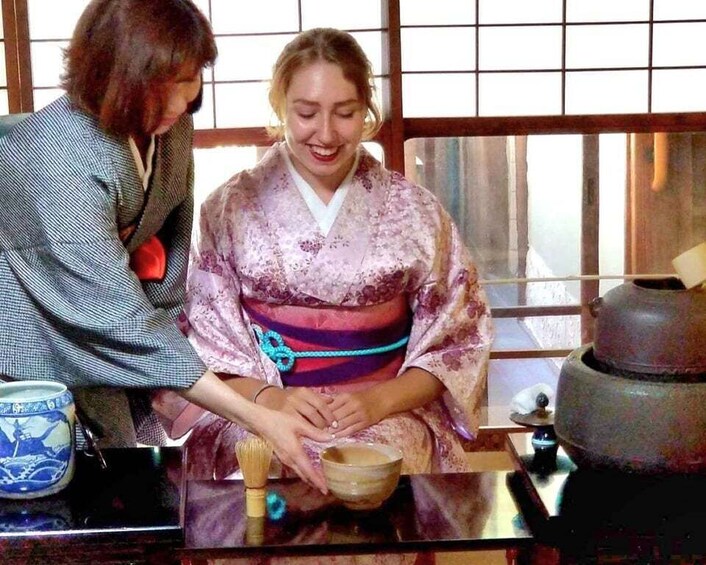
[{"x1": 0, "y1": 0, "x2": 329, "y2": 492}]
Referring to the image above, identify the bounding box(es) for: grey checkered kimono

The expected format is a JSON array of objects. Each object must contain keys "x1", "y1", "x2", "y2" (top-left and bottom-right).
[{"x1": 0, "y1": 95, "x2": 206, "y2": 446}]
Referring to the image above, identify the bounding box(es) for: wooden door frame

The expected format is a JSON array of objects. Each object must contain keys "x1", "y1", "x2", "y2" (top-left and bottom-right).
[{"x1": 2, "y1": 0, "x2": 33, "y2": 113}]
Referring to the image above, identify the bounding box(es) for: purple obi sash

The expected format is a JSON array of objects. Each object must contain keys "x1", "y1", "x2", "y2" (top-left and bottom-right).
[{"x1": 242, "y1": 299, "x2": 412, "y2": 387}]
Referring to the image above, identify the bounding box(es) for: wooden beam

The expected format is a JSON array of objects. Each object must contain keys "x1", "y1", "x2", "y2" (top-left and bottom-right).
[
  {"x1": 490, "y1": 349, "x2": 573, "y2": 359},
  {"x1": 580, "y1": 135, "x2": 600, "y2": 344},
  {"x1": 491, "y1": 305, "x2": 582, "y2": 318},
  {"x1": 2, "y1": 0, "x2": 33, "y2": 113},
  {"x1": 514, "y1": 136, "x2": 529, "y2": 308},
  {"x1": 380, "y1": 0, "x2": 404, "y2": 173},
  {"x1": 404, "y1": 113, "x2": 706, "y2": 139},
  {"x1": 194, "y1": 127, "x2": 273, "y2": 148},
  {"x1": 193, "y1": 122, "x2": 395, "y2": 150}
]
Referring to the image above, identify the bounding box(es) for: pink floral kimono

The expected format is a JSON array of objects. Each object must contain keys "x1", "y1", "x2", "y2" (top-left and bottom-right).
[{"x1": 158, "y1": 143, "x2": 493, "y2": 483}]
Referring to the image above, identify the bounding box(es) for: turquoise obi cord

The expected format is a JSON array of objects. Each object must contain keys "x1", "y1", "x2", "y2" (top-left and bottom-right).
[{"x1": 252, "y1": 325, "x2": 410, "y2": 373}]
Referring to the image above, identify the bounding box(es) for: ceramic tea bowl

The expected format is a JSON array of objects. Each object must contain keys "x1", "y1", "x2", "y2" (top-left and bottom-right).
[
  {"x1": 0, "y1": 381, "x2": 75, "y2": 499},
  {"x1": 320, "y1": 442, "x2": 403, "y2": 511}
]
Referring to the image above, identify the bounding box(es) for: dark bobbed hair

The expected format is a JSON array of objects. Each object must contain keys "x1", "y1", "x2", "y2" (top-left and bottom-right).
[
  {"x1": 268, "y1": 28, "x2": 382, "y2": 141},
  {"x1": 61, "y1": 0, "x2": 217, "y2": 137}
]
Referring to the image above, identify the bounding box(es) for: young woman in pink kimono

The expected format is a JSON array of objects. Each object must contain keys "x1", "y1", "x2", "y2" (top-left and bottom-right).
[
  {"x1": 156, "y1": 24, "x2": 491, "y2": 543},
  {"x1": 164, "y1": 26, "x2": 493, "y2": 481},
  {"x1": 152, "y1": 25, "x2": 493, "y2": 565}
]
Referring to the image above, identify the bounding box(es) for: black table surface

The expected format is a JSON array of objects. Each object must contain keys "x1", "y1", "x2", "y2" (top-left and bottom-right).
[
  {"x1": 506, "y1": 433, "x2": 706, "y2": 560},
  {"x1": 182, "y1": 470, "x2": 533, "y2": 559},
  {"x1": 0, "y1": 446, "x2": 183, "y2": 563}
]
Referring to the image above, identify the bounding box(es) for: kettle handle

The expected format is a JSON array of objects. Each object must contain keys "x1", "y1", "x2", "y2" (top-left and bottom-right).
[{"x1": 588, "y1": 296, "x2": 603, "y2": 318}]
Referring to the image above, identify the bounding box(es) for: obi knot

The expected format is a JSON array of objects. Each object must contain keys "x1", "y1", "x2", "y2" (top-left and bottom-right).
[{"x1": 252, "y1": 326, "x2": 295, "y2": 371}]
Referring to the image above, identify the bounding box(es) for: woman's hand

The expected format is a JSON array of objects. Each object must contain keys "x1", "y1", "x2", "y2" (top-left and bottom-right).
[
  {"x1": 258, "y1": 386, "x2": 337, "y2": 430},
  {"x1": 255, "y1": 405, "x2": 331, "y2": 493},
  {"x1": 180, "y1": 370, "x2": 331, "y2": 493},
  {"x1": 327, "y1": 368, "x2": 446, "y2": 437},
  {"x1": 327, "y1": 389, "x2": 383, "y2": 437}
]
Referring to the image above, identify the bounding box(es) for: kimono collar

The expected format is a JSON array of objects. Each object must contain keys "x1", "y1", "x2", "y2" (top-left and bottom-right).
[
  {"x1": 128, "y1": 135, "x2": 156, "y2": 191},
  {"x1": 279, "y1": 144, "x2": 359, "y2": 236},
  {"x1": 255, "y1": 141, "x2": 389, "y2": 303}
]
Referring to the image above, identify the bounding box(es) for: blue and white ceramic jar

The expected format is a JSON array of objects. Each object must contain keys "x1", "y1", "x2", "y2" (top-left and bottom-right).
[{"x1": 0, "y1": 381, "x2": 75, "y2": 499}]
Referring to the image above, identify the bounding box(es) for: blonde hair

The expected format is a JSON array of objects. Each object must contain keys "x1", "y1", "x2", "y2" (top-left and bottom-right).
[{"x1": 267, "y1": 28, "x2": 382, "y2": 140}]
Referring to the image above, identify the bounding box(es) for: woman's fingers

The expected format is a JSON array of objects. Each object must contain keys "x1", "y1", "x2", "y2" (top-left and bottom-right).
[
  {"x1": 324, "y1": 421, "x2": 357, "y2": 438},
  {"x1": 271, "y1": 422, "x2": 329, "y2": 494},
  {"x1": 267, "y1": 443, "x2": 328, "y2": 494},
  {"x1": 327, "y1": 392, "x2": 380, "y2": 436},
  {"x1": 329, "y1": 394, "x2": 362, "y2": 423},
  {"x1": 297, "y1": 418, "x2": 335, "y2": 443},
  {"x1": 291, "y1": 454, "x2": 328, "y2": 494},
  {"x1": 312, "y1": 397, "x2": 337, "y2": 428},
  {"x1": 287, "y1": 389, "x2": 338, "y2": 429},
  {"x1": 291, "y1": 398, "x2": 328, "y2": 429}
]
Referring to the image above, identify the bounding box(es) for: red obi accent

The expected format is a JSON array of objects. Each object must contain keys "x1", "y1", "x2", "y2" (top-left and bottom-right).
[{"x1": 129, "y1": 235, "x2": 167, "y2": 282}]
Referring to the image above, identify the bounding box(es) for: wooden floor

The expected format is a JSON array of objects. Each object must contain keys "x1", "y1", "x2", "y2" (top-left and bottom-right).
[
  {"x1": 465, "y1": 450, "x2": 514, "y2": 473},
  {"x1": 437, "y1": 549, "x2": 507, "y2": 564}
]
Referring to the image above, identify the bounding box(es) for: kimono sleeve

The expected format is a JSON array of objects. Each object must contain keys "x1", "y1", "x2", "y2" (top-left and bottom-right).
[
  {"x1": 401, "y1": 207, "x2": 494, "y2": 437},
  {"x1": 1, "y1": 169, "x2": 205, "y2": 390},
  {"x1": 183, "y1": 196, "x2": 279, "y2": 383}
]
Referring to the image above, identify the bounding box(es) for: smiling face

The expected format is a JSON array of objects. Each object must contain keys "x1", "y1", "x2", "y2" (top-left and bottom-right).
[
  {"x1": 150, "y1": 69, "x2": 203, "y2": 136},
  {"x1": 283, "y1": 61, "x2": 366, "y2": 197}
]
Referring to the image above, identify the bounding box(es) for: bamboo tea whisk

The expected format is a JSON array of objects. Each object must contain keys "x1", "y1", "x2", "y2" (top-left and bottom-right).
[{"x1": 235, "y1": 437, "x2": 273, "y2": 518}]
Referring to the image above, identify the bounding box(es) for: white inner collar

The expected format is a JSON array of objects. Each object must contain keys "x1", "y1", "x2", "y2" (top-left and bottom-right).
[
  {"x1": 281, "y1": 145, "x2": 359, "y2": 237},
  {"x1": 128, "y1": 135, "x2": 156, "y2": 191}
]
